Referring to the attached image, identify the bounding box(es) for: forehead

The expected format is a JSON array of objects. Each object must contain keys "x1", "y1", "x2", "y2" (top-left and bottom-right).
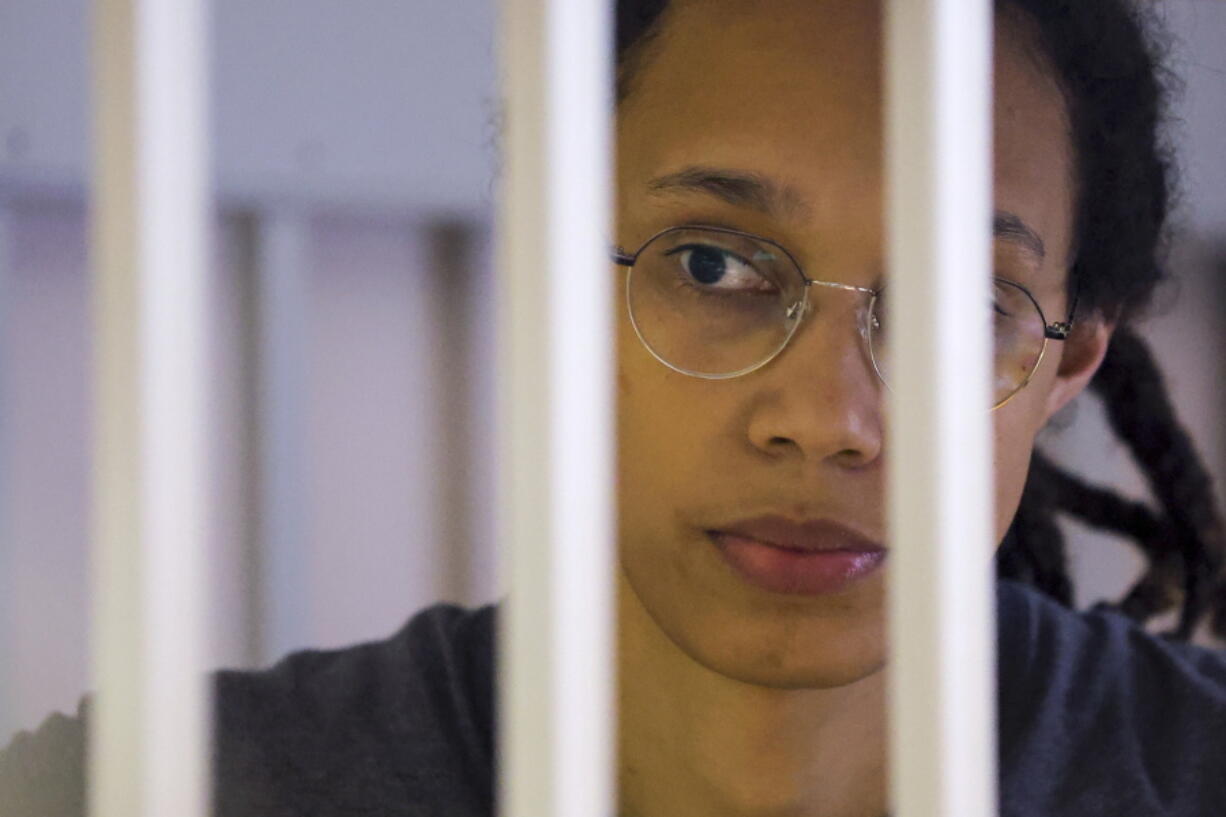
[{"x1": 617, "y1": 0, "x2": 1076, "y2": 270}]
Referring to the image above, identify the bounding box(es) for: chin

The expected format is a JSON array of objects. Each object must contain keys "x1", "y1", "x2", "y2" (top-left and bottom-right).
[
  {"x1": 717, "y1": 658, "x2": 887, "y2": 691},
  {"x1": 687, "y1": 627, "x2": 887, "y2": 690},
  {"x1": 647, "y1": 586, "x2": 888, "y2": 690}
]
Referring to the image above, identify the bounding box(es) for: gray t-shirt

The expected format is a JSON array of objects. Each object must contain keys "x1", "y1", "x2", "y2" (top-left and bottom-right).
[{"x1": 3, "y1": 580, "x2": 1225, "y2": 816}]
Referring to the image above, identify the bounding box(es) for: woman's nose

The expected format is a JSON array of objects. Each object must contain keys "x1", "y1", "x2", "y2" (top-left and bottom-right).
[{"x1": 744, "y1": 298, "x2": 884, "y2": 468}]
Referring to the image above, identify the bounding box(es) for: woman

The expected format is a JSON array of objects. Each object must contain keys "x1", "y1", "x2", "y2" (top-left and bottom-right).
[
  {"x1": 3, "y1": 0, "x2": 1225, "y2": 815},
  {"x1": 612, "y1": 2, "x2": 1224, "y2": 815}
]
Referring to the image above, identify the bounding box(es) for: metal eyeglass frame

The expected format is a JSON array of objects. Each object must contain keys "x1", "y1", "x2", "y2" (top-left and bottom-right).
[{"x1": 611, "y1": 224, "x2": 1078, "y2": 410}]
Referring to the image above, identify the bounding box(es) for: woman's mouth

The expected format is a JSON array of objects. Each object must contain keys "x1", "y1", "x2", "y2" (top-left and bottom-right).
[{"x1": 707, "y1": 517, "x2": 886, "y2": 596}]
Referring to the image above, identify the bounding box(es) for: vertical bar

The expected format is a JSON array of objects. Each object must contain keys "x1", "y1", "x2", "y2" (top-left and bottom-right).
[
  {"x1": 220, "y1": 212, "x2": 265, "y2": 669},
  {"x1": 0, "y1": 197, "x2": 11, "y2": 741},
  {"x1": 427, "y1": 221, "x2": 479, "y2": 603},
  {"x1": 252, "y1": 210, "x2": 310, "y2": 662},
  {"x1": 885, "y1": 2, "x2": 996, "y2": 817},
  {"x1": 497, "y1": 0, "x2": 614, "y2": 815},
  {"x1": 90, "y1": 0, "x2": 210, "y2": 815}
]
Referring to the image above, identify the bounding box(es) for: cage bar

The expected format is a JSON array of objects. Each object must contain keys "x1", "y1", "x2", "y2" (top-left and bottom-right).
[
  {"x1": 496, "y1": 0, "x2": 616, "y2": 816},
  {"x1": 252, "y1": 210, "x2": 310, "y2": 663},
  {"x1": 885, "y1": 1, "x2": 998, "y2": 816},
  {"x1": 89, "y1": 1, "x2": 211, "y2": 815}
]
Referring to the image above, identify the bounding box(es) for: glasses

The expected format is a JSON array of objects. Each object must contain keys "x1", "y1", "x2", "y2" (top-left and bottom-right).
[{"x1": 611, "y1": 225, "x2": 1077, "y2": 410}]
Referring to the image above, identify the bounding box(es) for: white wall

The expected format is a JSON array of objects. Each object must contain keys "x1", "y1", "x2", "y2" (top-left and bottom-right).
[{"x1": 0, "y1": 0, "x2": 498, "y2": 212}]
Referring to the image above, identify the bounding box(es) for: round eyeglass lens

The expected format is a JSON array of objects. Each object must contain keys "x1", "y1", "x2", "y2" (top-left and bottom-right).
[
  {"x1": 866, "y1": 278, "x2": 1050, "y2": 408},
  {"x1": 626, "y1": 228, "x2": 807, "y2": 377}
]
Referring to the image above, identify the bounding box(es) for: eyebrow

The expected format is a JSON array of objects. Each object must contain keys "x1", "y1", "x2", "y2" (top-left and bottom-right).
[
  {"x1": 992, "y1": 211, "x2": 1046, "y2": 263},
  {"x1": 645, "y1": 165, "x2": 1047, "y2": 262},
  {"x1": 646, "y1": 166, "x2": 810, "y2": 220}
]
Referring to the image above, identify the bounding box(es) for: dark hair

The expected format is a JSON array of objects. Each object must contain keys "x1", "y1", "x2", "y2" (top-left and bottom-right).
[{"x1": 616, "y1": 0, "x2": 1226, "y2": 640}]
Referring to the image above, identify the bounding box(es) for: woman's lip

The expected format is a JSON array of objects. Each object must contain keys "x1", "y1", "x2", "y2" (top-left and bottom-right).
[
  {"x1": 714, "y1": 516, "x2": 884, "y2": 554},
  {"x1": 708, "y1": 530, "x2": 887, "y2": 596}
]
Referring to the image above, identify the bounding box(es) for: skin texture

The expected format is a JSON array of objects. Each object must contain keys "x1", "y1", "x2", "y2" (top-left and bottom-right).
[{"x1": 613, "y1": 2, "x2": 1112, "y2": 816}]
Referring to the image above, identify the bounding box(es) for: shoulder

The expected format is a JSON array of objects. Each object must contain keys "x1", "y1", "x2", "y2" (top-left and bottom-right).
[
  {"x1": 0, "y1": 602, "x2": 500, "y2": 817},
  {"x1": 0, "y1": 700, "x2": 89, "y2": 817},
  {"x1": 217, "y1": 601, "x2": 497, "y2": 746},
  {"x1": 996, "y1": 579, "x2": 1226, "y2": 817},
  {"x1": 213, "y1": 601, "x2": 499, "y2": 815}
]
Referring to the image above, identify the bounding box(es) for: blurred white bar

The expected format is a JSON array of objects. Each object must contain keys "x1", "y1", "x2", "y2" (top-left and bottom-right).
[
  {"x1": 885, "y1": 2, "x2": 997, "y2": 817},
  {"x1": 253, "y1": 210, "x2": 310, "y2": 662},
  {"x1": 496, "y1": 0, "x2": 615, "y2": 815},
  {"x1": 90, "y1": 1, "x2": 211, "y2": 816}
]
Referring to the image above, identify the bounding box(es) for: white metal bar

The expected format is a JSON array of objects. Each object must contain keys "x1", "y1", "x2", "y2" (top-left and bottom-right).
[
  {"x1": 496, "y1": 0, "x2": 615, "y2": 815},
  {"x1": 885, "y1": 2, "x2": 997, "y2": 817},
  {"x1": 90, "y1": 0, "x2": 210, "y2": 815},
  {"x1": 253, "y1": 210, "x2": 311, "y2": 662}
]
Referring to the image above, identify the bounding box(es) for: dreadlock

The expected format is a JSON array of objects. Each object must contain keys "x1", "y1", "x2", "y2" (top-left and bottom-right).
[
  {"x1": 615, "y1": 0, "x2": 1226, "y2": 640},
  {"x1": 1002, "y1": 328, "x2": 1226, "y2": 640}
]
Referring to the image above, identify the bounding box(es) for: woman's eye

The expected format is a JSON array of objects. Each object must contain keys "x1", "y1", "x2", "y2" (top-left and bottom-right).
[{"x1": 671, "y1": 245, "x2": 773, "y2": 291}]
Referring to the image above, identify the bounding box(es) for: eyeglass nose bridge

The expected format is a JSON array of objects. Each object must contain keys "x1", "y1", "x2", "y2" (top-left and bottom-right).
[
  {"x1": 803, "y1": 277, "x2": 879, "y2": 297},
  {"x1": 779, "y1": 276, "x2": 884, "y2": 377},
  {"x1": 786, "y1": 277, "x2": 879, "y2": 331}
]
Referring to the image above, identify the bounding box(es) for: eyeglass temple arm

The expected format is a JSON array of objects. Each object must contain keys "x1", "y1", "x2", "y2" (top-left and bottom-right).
[
  {"x1": 610, "y1": 247, "x2": 635, "y2": 266},
  {"x1": 1044, "y1": 287, "x2": 1080, "y2": 341}
]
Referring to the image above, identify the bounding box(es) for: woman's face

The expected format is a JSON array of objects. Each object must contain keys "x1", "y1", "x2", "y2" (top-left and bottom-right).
[{"x1": 615, "y1": 0, "x2": 1107, "y2": 688}]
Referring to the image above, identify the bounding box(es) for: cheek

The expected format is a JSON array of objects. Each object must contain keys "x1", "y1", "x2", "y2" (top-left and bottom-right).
[
  {"x1": 991, "y1": 397, "x2": 1046, "y2": 545},
  {"x1": 614, "y1": 283, "x2": 730, "y2": 448},
  {"x1": 616, "y1": 306, "x2": 714, "y2": 528}
]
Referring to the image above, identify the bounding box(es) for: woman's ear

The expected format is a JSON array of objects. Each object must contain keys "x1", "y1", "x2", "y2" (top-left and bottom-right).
[{"x1": 1043, "y1": 317, "x2": 1114, "y2": 421}]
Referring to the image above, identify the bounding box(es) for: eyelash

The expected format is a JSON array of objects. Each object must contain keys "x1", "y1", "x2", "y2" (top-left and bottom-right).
[{"x1": 663, "y1": 244, "x2": 780, "y2": 296}]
